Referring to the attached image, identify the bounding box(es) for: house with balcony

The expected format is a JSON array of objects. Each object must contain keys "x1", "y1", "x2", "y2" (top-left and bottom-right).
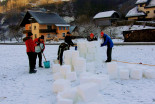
[
  {"x1": 20, "y1": 10, "x2": 70, "y2": 41},
  {"x1": 126, "y1": 0, "x2": 155, "y2": 20}
]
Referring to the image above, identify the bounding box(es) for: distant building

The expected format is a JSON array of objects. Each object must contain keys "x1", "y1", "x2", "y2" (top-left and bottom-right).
[
  {"x1": 126, "y1": 0, "x2": 155, "y2": 20},
  {"x1": 93, "y1": 10, "x2": 120, "y2": 26},
  {"x1": 20, "y1": 10, "x2": 70, "y2": 41}
]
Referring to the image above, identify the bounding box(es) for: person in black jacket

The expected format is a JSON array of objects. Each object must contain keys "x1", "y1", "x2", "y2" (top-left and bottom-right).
[
  {"x1": 65, "y1": 32, "x2": 74, "y2": 46},
  {"x1": 57, "y1": 32, "x2": 74, "y2": 65}
]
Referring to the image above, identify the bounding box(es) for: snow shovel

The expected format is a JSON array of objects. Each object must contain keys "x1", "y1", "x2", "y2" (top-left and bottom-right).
[
  {"x1": 42, "y1": 53, "x2": 50, "y2": 68},
  {"x1": 39, "y1": 45, "x2": 50, "y2": 68}
]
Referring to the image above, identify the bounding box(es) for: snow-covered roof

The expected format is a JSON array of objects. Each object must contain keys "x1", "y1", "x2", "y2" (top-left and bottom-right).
[
  {"x1": 136, "y1": 0, "x2": 148, "y2": 4},
  {"x1": 146, "y1": 0, "x2": 155, "y2": 7},
  {"x1": 126, "y1": 6, "x2": 146, "y2": 17},
  {"x1": 93, "y1": 10, "x2": 117, "y2": 19}
]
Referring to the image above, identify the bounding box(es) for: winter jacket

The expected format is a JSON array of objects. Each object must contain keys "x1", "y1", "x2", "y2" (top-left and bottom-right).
[
  {"x1": 57, "y1": 42, "x2": 70, "y2": 65},
  {"x1": 87, "y1": 36, "x2": 98, "y2": 41},
  {"x1": 33, "y1": 38, "x2": 45, "y2": 51},
  {"x1": 101, "y1": 34, "x2": 113, "y2": 48},
  {"x1": 23, "y1": 37, "x2": 35, "y2": 52},
  {"x1": 65, "y1": 36, "x2": 74, "y2": 46}
]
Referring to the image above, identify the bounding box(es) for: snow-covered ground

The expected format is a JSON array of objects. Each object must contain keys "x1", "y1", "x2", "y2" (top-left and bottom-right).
[{"x1": 0, "y1": 45, "x2": 155, "y2": 104}]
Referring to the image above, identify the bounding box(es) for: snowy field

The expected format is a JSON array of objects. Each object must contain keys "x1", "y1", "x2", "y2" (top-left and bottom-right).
[{"x1": 0, "y1": 45, "x2": 155, "y2": 104}]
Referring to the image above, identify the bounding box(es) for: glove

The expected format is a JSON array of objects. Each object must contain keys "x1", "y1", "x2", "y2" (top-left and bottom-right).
[
  {"x1": 37, "y1": 43, "x2": 40, "y2": 46},
  {"x1": 41, "y1": 50, "x2": 43, "y2": 53}
]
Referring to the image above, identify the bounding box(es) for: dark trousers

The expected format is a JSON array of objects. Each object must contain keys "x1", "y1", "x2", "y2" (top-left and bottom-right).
[
  {"x1": 107, "y1": 47, "x2": 112, "y2": 61},
  {"x1": 35, "y1": 52, "x2": 42, "y2": 67},
  {"x1": 27, "y1": 52, "x2": 35, "y2": 72}
]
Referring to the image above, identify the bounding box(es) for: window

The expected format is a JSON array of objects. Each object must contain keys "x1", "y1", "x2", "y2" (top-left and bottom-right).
[
  {"x1": 62, "y1": 33, "x2": 65, "y2": 37},
  {"x1": 34, "y1": 26, "x2": 36, "y2": 30},
  {"x1": 47, "y1": 34, "x2": 51, "y2": 38},
  {"x1": 59, "y1": 27, "x2": 61, "y2": 30},
  {"x1": 66, "y1": 27, "x2": 69, "y2": 30},
  {"x1": 63, "y1": 27, "x2": 65, "y2": 30},
  {"x1": 146, "y1": 11, "x2": 150, "y2": 14},
  {"x1": 35, "y1": 34, "x2": 37, "y2": 38},
  {"x1": 47, "y1": 26, "x2": 51, "y2": 30}
]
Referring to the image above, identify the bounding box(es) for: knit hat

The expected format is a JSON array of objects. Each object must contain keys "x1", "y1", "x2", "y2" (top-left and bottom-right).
[
  {"x1": 40, "y1": 35, "x2": 44, "y2": 39},
  {"x1": 28, "y1": 32, "x2": 33, "y2": 36},
  {"x1": 90, "y1": 33, "x2": 94, "y2": 37},
  {"x1": 100, "y1": 31, "x2": 104, "y2": 37}
]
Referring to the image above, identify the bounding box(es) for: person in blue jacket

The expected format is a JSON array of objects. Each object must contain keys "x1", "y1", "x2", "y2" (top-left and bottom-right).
[{"x1": 100, "y1": 31, "x2": 114, "y2": 62}]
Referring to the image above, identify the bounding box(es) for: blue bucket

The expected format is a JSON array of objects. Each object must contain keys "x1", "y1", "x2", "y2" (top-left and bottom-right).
[{"x1": 43, "y1": 61, "x2": 50, "y2": 68}]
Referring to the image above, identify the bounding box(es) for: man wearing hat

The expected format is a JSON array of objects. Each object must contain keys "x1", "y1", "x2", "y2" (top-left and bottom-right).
[
  {"x1": 57, "y1": 32, "x2": 74, "y2": 65},
  {"x1": 87, "y1": 33, "x2": 97, "y2": 41},
  {"x1": 23, "y1": 32, "x2": 37, "y2": 73},
  {"x1": 100, "y1": 31, "x2": 113, "y2": 62},
  {"x1": 34, "y1": 35, "x2": 45, "y2": 68}
]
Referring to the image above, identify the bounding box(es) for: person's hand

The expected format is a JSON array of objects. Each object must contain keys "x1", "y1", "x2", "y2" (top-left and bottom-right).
[
  {"x1": 41, "y1": 50, "x2": 43, "y2": 53},
  {"x1": 37, "y1": 43, "x2": 40, "y2": 46}
]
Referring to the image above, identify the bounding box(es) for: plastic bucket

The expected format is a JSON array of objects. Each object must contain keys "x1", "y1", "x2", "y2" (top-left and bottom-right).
[{"x1": 43, "y1": 61, "x2": 50, "y2": 68}]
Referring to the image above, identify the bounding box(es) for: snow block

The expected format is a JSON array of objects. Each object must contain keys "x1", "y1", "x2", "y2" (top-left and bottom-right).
[
  {"x1": 86, "y1": 62, "x2": 95, "y2": 73},
  {"x1": 80, "y1": 74, "x2": 109, "y2": 90},
  {"x1": 64, "y1": 50, "x2": 73, "y2": 65},
  {"x1": 143, "y1": 69, "x2": 155, "y2": 79},
  {"x1": 59, "y1": 87, "x2": 78, "y2": 101},
  {"x1": 52, "y1": 64, "x2": 60, "y2": 73},
  {"x1": 119, "y1": 69, "x2": 129, "y2": 80},
  {"x1": 107, "y1": 62, "x2": 118, "y2": 79},
  {"x1": 86, "y1": 53, "x2": 95, "y2": 62},
  {"x1": 130, "y1": 69, "x2": 143, "y2": 80},
  {"x1": 77, "y1": 82, "x2": 99, "y2": 102},
  {"x1": 60, "y1": 65, "x2": 71, "y2": 78},
  {"x1": 66, "y1": 72, "x2": 77, "y2": 81},
  {"x1": 57, "y1": 98, "x2": 73, "y2": 104},
  {"x1": 53, "y1": 72, "x2": 63, "y2": 80},
  {"x1": 52, "y1": 79, "x2": 71, "y2": 93}
]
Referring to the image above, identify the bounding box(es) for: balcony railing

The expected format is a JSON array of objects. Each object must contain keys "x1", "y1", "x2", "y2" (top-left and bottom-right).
[
  {"x1": 23, "y1": 30, "x2": 31, "y2": 34},
  {"x1": 39, "y1": 29, "x2": 56, "y2": 33}
]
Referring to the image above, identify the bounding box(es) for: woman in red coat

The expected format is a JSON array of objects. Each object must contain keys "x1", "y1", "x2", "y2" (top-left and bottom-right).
[{"x1": 23, "y1": 32, "x2": 37, "y2": 74}]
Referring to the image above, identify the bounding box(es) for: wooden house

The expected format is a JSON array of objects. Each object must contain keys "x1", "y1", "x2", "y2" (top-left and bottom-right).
[
  {"x1": 20, "y1": 10, "x2": 70, "y2": 41},
  {"x1": 93, "y1": 10, "x2": 120, "y2": 26}
]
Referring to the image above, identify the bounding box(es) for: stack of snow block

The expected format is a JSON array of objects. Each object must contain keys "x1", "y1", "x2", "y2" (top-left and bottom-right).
[
  {"x1": 77, "y1": 82, "x2": 99, "y2": 102},
  {"x1": 143, "y1": 69, "x2": 155, "y2": 79},
  {"x1": 64, "y1": 50, "x2": 73, "y2": 65},
  {"x1": 52, "y1": 79, "x2": 71, "y2": 93},
  {"x1": 77, "y1": 42, "x2": 87, "y2": 58},
  {"x1": 130, "y1": 68, "x2": 143, "y2": 80},
  {"x1": 106, "y1": 62, "x2": 118, "y2": 79},
  {"x1": 60, "y1": 65, "x2": 71, "y2": 78},
  {"x1": 73, "y1": 57, "x2": 86, "y2": 75}
]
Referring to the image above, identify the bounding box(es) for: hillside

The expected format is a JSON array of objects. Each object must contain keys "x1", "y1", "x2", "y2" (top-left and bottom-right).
[{"x1": 0, "y1": 0, "x2": 136, "y2": 41}]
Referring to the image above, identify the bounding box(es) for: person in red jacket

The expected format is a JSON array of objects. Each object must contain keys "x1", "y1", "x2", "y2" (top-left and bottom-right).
[
  {"x1": 23, "y1": 32, "x2": 37, "y2": 74},
  {"x1": 34, "y1": 35, "x2": 45, "y2": 68}
]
